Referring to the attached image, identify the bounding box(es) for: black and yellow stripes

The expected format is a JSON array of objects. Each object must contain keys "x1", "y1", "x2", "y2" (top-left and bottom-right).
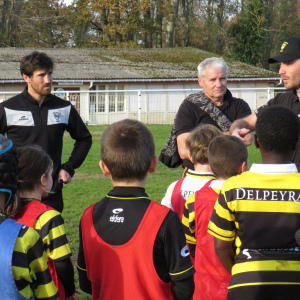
[
  {"x1": 12, "y1": 225, "x2": 58, "y2": 300},
  {"x1": 208, "y1": 170, "x2": 300, "y2": 290},
  {"x1": 230, "y1": 263, "x2": 300, "y2": 288},
  {"x1": 209, "y1": 171, "x2": 300, "y2": 246},
  {"x1": 33, "y1": 209, "x2": 71, "y2": 261},
  {"x1": 182, "y1": 193, "x2": 196, "y2": 244}
]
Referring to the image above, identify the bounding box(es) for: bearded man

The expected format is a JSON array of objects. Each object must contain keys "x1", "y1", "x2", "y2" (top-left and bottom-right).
[{"x1": 0, "y1": 51, "x2": 92, "y2": 212}]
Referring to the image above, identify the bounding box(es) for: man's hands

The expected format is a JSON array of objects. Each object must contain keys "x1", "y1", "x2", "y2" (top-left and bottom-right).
[
  {"x1": 58, "y1": 169, "x2": 72, "y2": 184},
  {"x1": 230, "y1": 113, "x2": 257, "y2": 146},
  {"x1": 231, "y1": 128, "x2": 253, "y2": 146}
]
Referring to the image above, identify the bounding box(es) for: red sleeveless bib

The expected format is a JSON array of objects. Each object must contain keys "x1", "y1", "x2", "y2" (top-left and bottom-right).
[
  {"x1": 15, "y1": 201, "x2": 65, "y2": 300},
  {"x1": 194, "y1": 181, "x2": 231, "y2": 300},
  {"x1": 82, "y1": 201, "x2": 173, "y2": 300},
  {"x1": 171, "y1": 178, "x2": 185, "y2": 219}
]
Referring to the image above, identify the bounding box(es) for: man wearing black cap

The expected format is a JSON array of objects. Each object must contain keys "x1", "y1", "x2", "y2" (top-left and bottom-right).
[{"x1": 230, "y1": 36, "x2": 300, "y2": 169}]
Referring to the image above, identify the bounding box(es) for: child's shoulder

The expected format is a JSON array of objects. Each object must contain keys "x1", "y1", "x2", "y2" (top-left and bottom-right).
[
  {"x1": 37, "y1": 209, "x2": 64, "y2": 230},
  {"x1": 222, "y1": 171, "x2": 252, "y2": 187},
  {"x1": 15, "y1": 225, "x2": 41, "y2": 253}
]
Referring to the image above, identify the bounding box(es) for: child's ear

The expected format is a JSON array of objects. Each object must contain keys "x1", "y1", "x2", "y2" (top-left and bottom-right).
[
  {"x1": 208, "y1": 165, "x2": 216, "y2": 176},
  {"x1": 254, "y1": 134, "x2": 260, "y2": 149},
  {"x1": 99, "y1": 160, "x2": 111, "y2": 177},
  {"x1": 40, "y1": 174, "x2": 46, "y2": 187},
  {"x1": 239, "y1": 161, "x2": 249, "y2": 174},
  {"x1": 188, "y1": 152, "x2": 194, "y2": 164},
  {"x1": 148, "y1": 156, "x2": 158, "y2": 174}
]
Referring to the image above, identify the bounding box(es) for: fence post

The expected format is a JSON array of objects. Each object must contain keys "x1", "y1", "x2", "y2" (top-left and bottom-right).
[
  {"x1": 267, "y1": 88, "x2": 271, "y2": 101},
  {"x1": 138, "y1": 90, "x2": 141, "y2": 121},
  {"x1": 87, "y1": 92, "x2": 90, "y2": 124}
]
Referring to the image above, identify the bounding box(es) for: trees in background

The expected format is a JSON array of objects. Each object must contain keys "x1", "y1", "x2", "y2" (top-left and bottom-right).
[
  {"x1": 0, "y1": 0, "x2": 300, "y2": 69},
  {"x1": 227, "y1": 0, "x2": 266, "y2": 66},
  {"x1": 0, "y1": 0, "x2": 71, "y2": 47}
]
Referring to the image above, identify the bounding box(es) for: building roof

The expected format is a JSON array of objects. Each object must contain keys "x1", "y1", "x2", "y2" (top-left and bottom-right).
[{"x1": 0, "y1": 47, "x2": 278, "y2": 81}]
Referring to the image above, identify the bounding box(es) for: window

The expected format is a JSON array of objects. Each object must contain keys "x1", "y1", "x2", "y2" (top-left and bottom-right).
[{"x1": 90, "y1": 85, "x2": 125, "y2": 113}]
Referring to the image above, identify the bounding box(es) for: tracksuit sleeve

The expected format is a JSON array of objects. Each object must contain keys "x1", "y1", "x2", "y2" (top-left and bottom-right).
[
  {"x1": 63, "y1": 105, "x2": 92, "y2": 176},
  {"x1": 0, "y1": 104, "x2": 7, "y2": 134}
]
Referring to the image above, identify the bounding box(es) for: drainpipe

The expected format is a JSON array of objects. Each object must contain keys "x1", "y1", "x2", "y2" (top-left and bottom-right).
[
  {"x1": 276, "y1": 78, "x2": 282, "y2": 86},
  {"x1": 87, "y1": 81, "x2": 94, "y2": 125}
]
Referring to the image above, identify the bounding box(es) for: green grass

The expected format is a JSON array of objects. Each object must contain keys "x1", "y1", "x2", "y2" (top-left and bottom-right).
[{"x1": 61, "y1": 125, "x2": 261, "y2": 300}]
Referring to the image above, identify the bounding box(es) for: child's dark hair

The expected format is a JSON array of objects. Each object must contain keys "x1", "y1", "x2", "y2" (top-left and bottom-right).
[
  {"x1": 17, "y1": 146, "x2": 53, "y2": 192},
  {"x1": 256, "y1": 105, "x2": 299, "y2": 154},
  {"x1": 208, "y1": 135, "x2": 248, "y2": 179},
  {"x1": 185, "y1": 124, "x2": 222, "y2": 165},
  {"x1": 101, "y1": 119, "x2": 155, "y2": 182},
  {"x1": 20, "y1": 51, "x2": 53, "y2": 77},
  {"x1": 0, "y1": 135, "x2": 19, "y2": 216}
]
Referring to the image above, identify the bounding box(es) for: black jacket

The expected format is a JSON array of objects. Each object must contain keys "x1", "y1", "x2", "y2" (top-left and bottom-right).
[{"x1": 0, "y1": 87, "x2": 92, "y2": 208}]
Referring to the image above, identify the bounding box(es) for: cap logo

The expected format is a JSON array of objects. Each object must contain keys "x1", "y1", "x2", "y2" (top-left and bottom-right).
[{"x1": 280, "y1": 42, "x2": 288, "y2": 52}]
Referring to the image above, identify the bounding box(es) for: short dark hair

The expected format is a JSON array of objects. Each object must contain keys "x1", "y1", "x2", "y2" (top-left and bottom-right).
[
  {"x1": 256, "y1": 105, "x2": 299, "y2": 154},
  {"x1": 208, "y1": 135, "x2": 248, "y2": 178},
  {"x1": 20, "y1": 51, "x2": 53, "y2": 77},
  {"x1": 0, "y1": 135, "x2": 18, "y2": 211},
  {"x1": 101, "y1": 119, "x2": 155, "y2": 182},
  {"x1": 17, "y1": 145, "x2": 53, "y2": 192},
  {"x1": 185, "y1": 124, "x2": 222, "y2": 165}
]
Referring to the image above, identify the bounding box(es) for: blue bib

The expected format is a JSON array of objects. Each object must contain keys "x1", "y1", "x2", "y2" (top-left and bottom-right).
[{"x1": 0, "y1": 218, "x2": 34, "y2": 300}]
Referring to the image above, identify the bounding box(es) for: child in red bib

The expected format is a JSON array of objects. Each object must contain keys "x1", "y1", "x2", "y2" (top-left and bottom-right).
[
  {"x1": 14, "y1": 146, "x2": 80, "y2": 300},
  {"x1": 161, "y1": 124, "x2": 222, "y2": 220},
  {"x1": 77, "y1": 119, "x2": 195, "y2": 300},
  {"x1": 183, "y1": 135, "x2": 248, "y2": 299}
]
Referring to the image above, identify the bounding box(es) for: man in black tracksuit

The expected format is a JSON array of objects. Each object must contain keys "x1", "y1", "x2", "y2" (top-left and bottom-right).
[{"x1": 0, "y1": 51, "x2": 92, "y2": 212}]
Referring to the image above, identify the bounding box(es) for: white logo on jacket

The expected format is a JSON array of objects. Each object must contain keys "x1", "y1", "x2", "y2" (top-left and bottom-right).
[
  {"x1": 53, "y1": 111, "x2": 61, "y2": 122},
  {"x1": 47, "y1": 106, "x2": 71, "y2": 125},
  {"x1": 5, "y1": 108, "x2": 34, "y2": 126}
]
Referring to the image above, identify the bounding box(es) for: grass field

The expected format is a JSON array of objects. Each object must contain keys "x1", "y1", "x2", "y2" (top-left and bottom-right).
[{"x1": 61, "y1": 124, "x2": 261, "y2": 299}]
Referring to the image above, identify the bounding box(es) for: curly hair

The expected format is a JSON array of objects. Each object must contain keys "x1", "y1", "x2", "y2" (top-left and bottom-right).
[
  {"x1": 185, "y1": 124, "x2": 222, "y2": 165},
  {"x1": 256, "y1": 105, "x2": 299, "y2": 154}
]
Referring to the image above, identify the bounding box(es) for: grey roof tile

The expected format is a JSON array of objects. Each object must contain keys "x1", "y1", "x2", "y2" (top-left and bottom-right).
[{"x1": 0, "y1": 47, "x2": 278, "y2": 80}]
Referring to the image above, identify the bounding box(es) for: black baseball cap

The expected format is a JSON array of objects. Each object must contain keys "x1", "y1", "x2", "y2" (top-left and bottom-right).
[{"x1": 268, "y1": 36, "x2": 300, "y2": 64}]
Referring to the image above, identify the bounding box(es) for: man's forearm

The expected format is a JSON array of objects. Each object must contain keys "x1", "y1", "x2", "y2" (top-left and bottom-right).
[
  {"x1": 177, "y1": 133, "x2": 190, "y2": 160},
  {"x1": 230, "y1": 113, "x2": 257, "y2": 135}
]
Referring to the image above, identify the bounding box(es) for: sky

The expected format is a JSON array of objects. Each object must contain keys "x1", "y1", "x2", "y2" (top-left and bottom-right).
[{"x1": 62, "y1": 0, "x2": 72, "y2": 6}]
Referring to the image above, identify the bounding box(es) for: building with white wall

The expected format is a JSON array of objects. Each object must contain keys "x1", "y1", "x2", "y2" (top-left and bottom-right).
[{"x1": 0, "y1": 48, "x2": 281, "y2": 124}]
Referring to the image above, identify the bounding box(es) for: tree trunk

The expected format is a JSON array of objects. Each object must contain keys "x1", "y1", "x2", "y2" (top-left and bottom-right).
[
  {"x1": 155, "y1": 9, "x2": 163, "y2": 48},
  {"x1": 216, "y1": 0, "x2": 225, "y2": 53},
  {"x1": 166, "y1": 0, "x2": 179, "y2": 47},
  {"x1": 263, "y1": 0, "x2": 274, "y2": 70}
]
